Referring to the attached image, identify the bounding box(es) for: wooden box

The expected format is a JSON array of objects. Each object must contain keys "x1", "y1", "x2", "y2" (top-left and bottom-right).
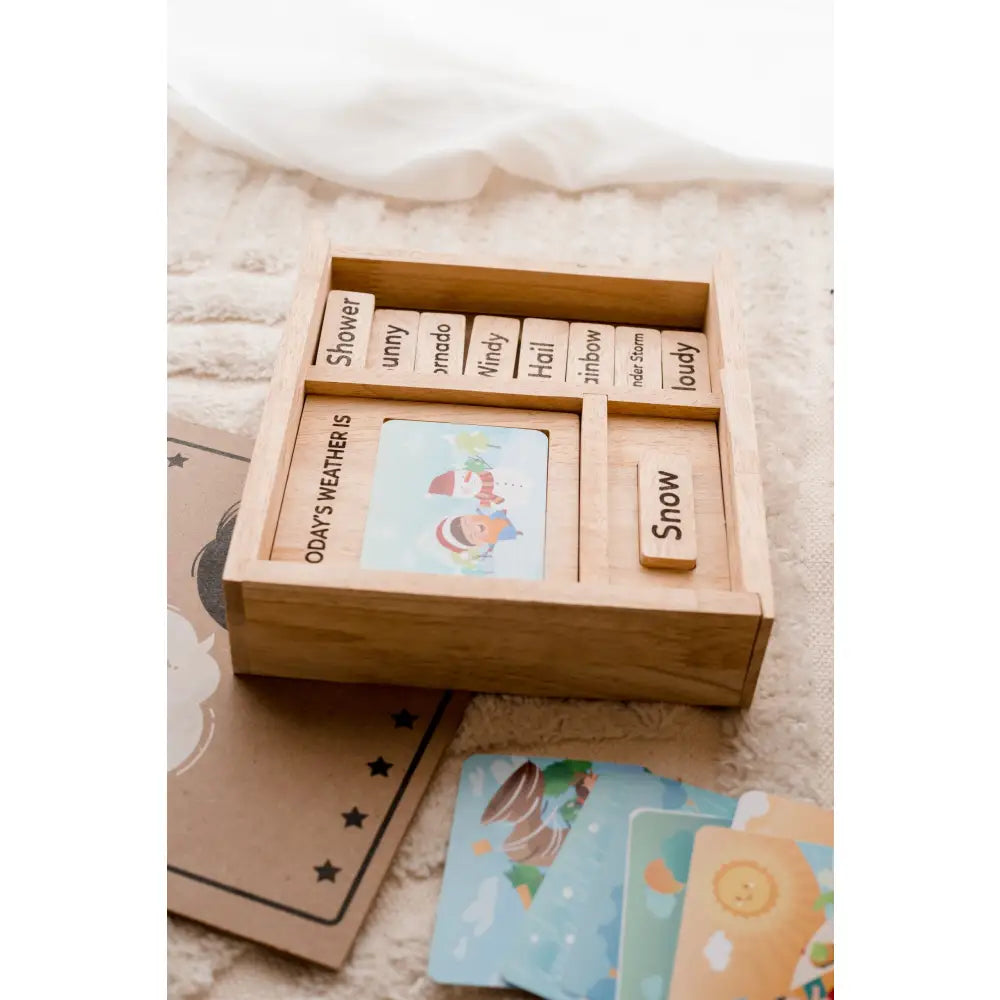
[{"x1": 223, "y1": 237, "x2": 773, "y2": 706}]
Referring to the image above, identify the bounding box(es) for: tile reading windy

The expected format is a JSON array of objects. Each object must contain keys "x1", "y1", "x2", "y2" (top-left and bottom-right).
[
  {"x1": 316, "y1": 290, "x2": 375, "y2": 369},
  {"x1": 516, "y1": 318, "x2": 569, "y2": 382},
  {"x1": 662, "y1": 330, "x2": 710, "y2": 393},
  {"x1": 416, "y1": 313, "x2": 466, "y2": 375},
  {"x1": 465, "y1": 316, "x2": 520, "y2": 379},
  {"x1": 567, "y1": 322, "x2": 615, "y2": 386},
  {"x1": 366, "y1": 309, "x2": 418, "y2": 371}
]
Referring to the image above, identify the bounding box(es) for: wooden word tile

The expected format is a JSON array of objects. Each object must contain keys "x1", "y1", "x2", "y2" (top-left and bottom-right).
[
  {"x1": 661, "y1": 330, "x2": 710, "y2": 393},
  {"x1": 367, "y1": 309, "x2": 419, "y2": 372},
  {"x1": 316, "y1": 290, "x2": 375, "y2": 369},
  {"x1": 615, "y1": 326, "x2": 662, "y2": 391},
  {"x1": 566, "y1": 322, "x2": 615, "y2": 387},
  {"x1": 415, "y1": 312, "x2": 466, "y2": 376},
  {"x1": 637, "y1": 452, "x2": 697, "y2": 570},
  {"x1": 465, "y1": 315, "x2": 520, "y2": 379},
  {"x1": 516, "y1": 319, "x2": 569, "y2": 382}
]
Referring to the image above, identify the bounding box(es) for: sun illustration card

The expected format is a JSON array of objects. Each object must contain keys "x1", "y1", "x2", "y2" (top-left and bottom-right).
[
  {"x1": 502, "y1": 770, "x2": 734, "y2": 1000},
  {"x1": 361, "y1": 420, "x2": 548, "y2": 580},
  {"x1": 428, "y1": 754, "x2": 644, "y2": 987},
  {"x1": 668, "y1": 827, "x2": 834, "y2": 1000},
  {"x1": 615, "y1": 809, "x2": 732, "y2": 1000},
  {"x1": 732, "y1": 790, "x2": 834, "y2": 848}
]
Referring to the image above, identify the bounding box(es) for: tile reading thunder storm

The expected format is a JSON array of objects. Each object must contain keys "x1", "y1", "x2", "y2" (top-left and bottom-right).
[{"x1": 360, "y1": 420, "x2": 548, "y2": 580}]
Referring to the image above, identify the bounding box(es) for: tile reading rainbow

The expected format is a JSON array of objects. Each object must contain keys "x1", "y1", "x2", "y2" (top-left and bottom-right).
[{"x1": 360, "y1": 420, "x2": 548, "y2": 580}]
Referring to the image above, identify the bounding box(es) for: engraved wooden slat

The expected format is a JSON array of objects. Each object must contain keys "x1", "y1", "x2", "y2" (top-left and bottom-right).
[
  {"x1": 614, "y1": 326, "x2": 662, "y2": 391},
  {"x1": 661, "y1": 330, "x2": 710, "y2": 395},
  {"x1": 465, "y1": 316, "x2": 520, "y2": 379},
  {"x1": 366, "y1": 308, "x2": 418, "y2": 372},
  {"x1": 315, "y1": 290, "x2": 374, "y2": 369},
  {"x1": 637, "y1": 452, "x2": 697, "y2": 570},
  {"x1": 415, "y1": 312, "x2": 466, "y2": 375},
  {"x1": 566, "y1": 322, "x2": 615, "y2": 387},
  {"x1": 516, "y1": 319, "x2": 569, "y2": 382}
]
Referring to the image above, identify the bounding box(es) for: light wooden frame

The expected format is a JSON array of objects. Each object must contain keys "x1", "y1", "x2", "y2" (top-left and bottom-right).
[{"x1": 223, "y1": 236, "x2": 774, "y2": 706}]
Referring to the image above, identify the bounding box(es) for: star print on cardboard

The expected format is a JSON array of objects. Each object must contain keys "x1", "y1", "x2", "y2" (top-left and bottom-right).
[
  {"x1": 168, "y1": 452, "x2": 188, "y2": 468},
  {"x1": 166, "y1": 417, "x2": 473, "y2": 972},
  {"x1": 342, "y1": 807, "x2": 368, "y2": 828},
  {"x1": 314, "y1": 860, "x2": 341, "y2": 882},
  {"x1": 390, "y1": 708, "x2": 419, "y2": 729},
  {"x1": 367, "y1": 756, "x2": 393, "y2": 777}
]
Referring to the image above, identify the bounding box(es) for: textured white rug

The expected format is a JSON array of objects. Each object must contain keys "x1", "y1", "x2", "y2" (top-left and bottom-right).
[{"x1": 167, "y1": 121, "x2": 832, "y2": 999}]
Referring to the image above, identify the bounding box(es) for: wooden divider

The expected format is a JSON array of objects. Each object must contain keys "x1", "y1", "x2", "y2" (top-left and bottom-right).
[{"x1": 578, "y1": 395, "x2": 609, "y2": 583}]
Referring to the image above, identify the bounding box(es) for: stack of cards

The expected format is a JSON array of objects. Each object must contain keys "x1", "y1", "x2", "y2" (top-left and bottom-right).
[{"x1": 430, "y1": 756, "x2": 834, "y2": 1000}]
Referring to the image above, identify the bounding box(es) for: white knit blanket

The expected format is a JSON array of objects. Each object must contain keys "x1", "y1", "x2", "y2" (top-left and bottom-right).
[{"x1": 167, "y1": 121, "x2": 833, "y2": 999}]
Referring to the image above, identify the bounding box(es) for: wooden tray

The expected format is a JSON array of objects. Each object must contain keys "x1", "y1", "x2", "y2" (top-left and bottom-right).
[{"x1": 223, "y1": 236, "x2": 773, "y2": 706}]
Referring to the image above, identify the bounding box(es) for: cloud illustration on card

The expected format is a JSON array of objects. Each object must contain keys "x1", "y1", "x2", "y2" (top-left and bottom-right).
[
  {"x1": 167, "y1": 606, "x2": 220, "y2": 772},
  {"x1": 461, "y1": 876, "x2": 500, "y2": 937},
  {"x1": 703, "y1": 929, "x2": 733, "y2": 972}
]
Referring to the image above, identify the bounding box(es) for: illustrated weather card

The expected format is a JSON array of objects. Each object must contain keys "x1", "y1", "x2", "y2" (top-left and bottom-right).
[
  {"x1": 428, "y1": 754, "x2": 645, "y2": 987},
  {"x1": 615, "y1": 809, "x2": 732, "y2": 1000},
  {"x1": 668, "y1": 827, "x2": 834, "y2": 1000},
  {"x1": 502, "y1": 768, "x2": 734, "y2": 1000},
  {"x1": 360, "y1": 420, "x2": 548, "y2": 580},
  {"x1": 732, "y1": 790, "x2": 834, "y2": 847},
  {"x1": 167, "y1": 417, "x2": 470, "y2": 969}
]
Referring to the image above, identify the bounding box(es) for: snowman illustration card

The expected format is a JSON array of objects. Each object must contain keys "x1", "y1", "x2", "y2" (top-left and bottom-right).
[
  {"x1": 502, "y1": 772, "x2": 734, "y2": 1000},
  {"x1": 668, "y1": 828, "x2": 834, "y2": 1000},
  {"x1": 360, "y1": 420, "x2": 548, "y2": 580},
  {"x1": 428, "y1": 753, "x2": 644, "y2": 987}
]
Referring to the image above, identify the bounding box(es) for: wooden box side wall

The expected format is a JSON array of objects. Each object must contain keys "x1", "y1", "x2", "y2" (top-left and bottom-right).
[
  {"x1": 703, "y1": 253, "x2": 775, "y2": 705},
  {"x1": 235, "y1": 562, "x2": 760, "y2": 705},
  {"x1": 223, "y1": 230, "x2": 332, "y2": 636}
]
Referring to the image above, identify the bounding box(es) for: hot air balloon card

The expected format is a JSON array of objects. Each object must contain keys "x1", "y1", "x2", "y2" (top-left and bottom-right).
[
  {"x1": 167, "y1": 417, "x2": 470, "y2": 969},
  {"x1": 360, "y1": 420, "x2": 548, "y2": 580},
  {"x1": 428, "y1": 754, "x2": 644, "y2": 986},
  {"x1": 502, "y1": 769, "x2": 734, "y2": 1000},
  {"x1": 731, "y1": 790, "x2": 834, "y2": 847},
  {"x1": 667, "y1": 827, "x2": 834, "y2": 1000},
  {"x1": 615, "y1": 809, "x2": 733, "y2": 1000}
]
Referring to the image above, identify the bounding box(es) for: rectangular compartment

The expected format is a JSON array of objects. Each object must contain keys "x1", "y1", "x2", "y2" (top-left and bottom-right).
[
  {"x1": 271, "y1": 396, "x2": 580, "y2": 583},
  {"x1": 223, "y1": 239, "x2": 774, "y2": 706}
]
